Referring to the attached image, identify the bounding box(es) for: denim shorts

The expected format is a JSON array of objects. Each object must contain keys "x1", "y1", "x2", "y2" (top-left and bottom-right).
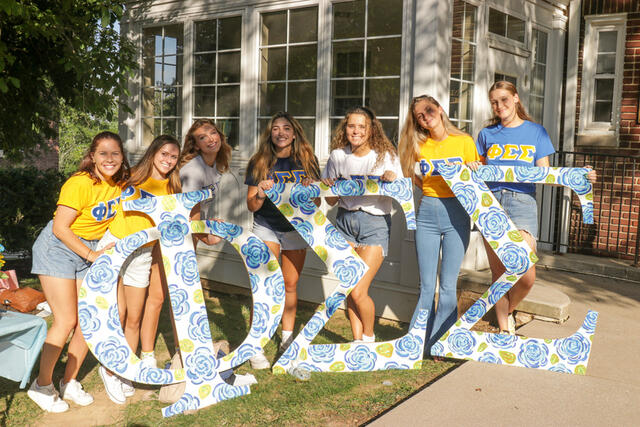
[
  {"x1": 252, "y1": 222, "x2": 308, "y2": 251},
  {"x1": 335, "y1": 208, "x2": 392, "y2": 256},
  {"x1": 492, "y1": 190, "x2": 539, "y2": 239},
  {"x1": 31, "y1": 220, "x2": 99, "y2": 280},
  {"x1": 99, "y1": 230, "x2": 154, "y2": 288}
]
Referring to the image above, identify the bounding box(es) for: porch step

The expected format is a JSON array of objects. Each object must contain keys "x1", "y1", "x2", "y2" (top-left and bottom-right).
[{"x1": 536, "y1": 251, "x2": 640, "y2": 284}]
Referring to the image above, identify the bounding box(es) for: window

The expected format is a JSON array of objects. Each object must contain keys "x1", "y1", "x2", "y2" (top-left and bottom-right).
[
  {"x1": 529, "y1": 29, "x2": 548, "y2": 124},
  {"x1": 449, "y1": 0, "x2": 477, "y2": 134},
  {"x1": 330, "y1": 0, "x2": 403, "y2": 143},
  {"x1": 142, "y1": 25, "x2": 184, "y2": 146},
  {"x1": 488, "y1": 7, "x2": 525, "y2": 44},
  {"x1": 258, "y1": 7, "x2": 318, "y2": 145},
  {"x1": 579, "y1": 15, "x2": 626, "y2": 140},
  {"x1": 193, "y1": 17, "x2": 242, "y2": 148}
]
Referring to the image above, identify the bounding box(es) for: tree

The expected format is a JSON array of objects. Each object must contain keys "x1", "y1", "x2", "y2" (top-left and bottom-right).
[{"x1": 0, "y1": 0, "x2": 136, "y2": 160}]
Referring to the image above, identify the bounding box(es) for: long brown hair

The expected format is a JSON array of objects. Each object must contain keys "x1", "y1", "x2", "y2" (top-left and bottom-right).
[
  {"x1": 398, "y1": 95, "x2": 467, "y2": 178},
  {"x1": 247, "y1": 112, "x2": 320, "y2": 182},
  {"x1": 127, "y1": 135, "x2": 182, "y2": 194},
  {"x1": 487, "y1": 81, "x2": 533, "y2": 126},
  {"x1": 179, "y1": 119, "x2": 231, "y2": 172},
  {"x1": 75, "y1": 131, "x2": 130, "y2": 185},
  {"x1": 330, "y1": 106, "x2": 397, "y2": 170}
]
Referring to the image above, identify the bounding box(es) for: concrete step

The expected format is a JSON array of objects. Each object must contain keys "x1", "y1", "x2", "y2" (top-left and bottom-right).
[{"x1": 536, "y1": 250, "x2": 640, "y2": 283}]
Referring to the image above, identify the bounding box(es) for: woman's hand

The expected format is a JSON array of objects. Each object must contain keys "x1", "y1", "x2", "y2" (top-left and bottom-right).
[
  {"x1": 380, "y1": 170, "x2": 397, "y2": 182},
  {"x1": 197, "y1": 234, "x2": 222, "y2": 246},
  {"x1": 585, "y1": 165, "x2": 597, "y2": 184},
  {"x1": 466, "y1": 161, "x2": 483, "y2": 171},
  {"x1": 321, "y1": 177, "x2": 335, "y2": 187},
  {"x1": 301, "y1": 178, "x2": 313, "y2": 187},
  {"x1": 257, "y1": 179, "x2": 274, "y2": 195},
  {"x1": 87, "y1": 243, "x2": 116, "y2": 262}
]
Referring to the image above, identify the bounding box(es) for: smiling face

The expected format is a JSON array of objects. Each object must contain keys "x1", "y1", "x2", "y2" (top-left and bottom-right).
[
  {"x1": 151, "y1": 143, "x2": 180, "y2": 180},
  {"x1": 271, "y1": 117, "x2": 295, "y2": 156},
  {"x1": 193, "y1": 124, "x2": 222, "y2": 157},
  {"x1": 345, "y1": 113, "x2": 370, "y2": 151},
  {"x1": 91, "y1": 138, "x2": 123, "y2": 181},
  {"x1": 489, "y1": 88, "x2": 520, "y2": 125},
  {"x1": 413, "y1": 99, "x2": 444, "y2": 132}
]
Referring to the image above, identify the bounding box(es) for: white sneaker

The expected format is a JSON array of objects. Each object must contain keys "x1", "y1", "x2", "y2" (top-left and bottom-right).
[
  {"x1": 507, "y1": 313, "x2": 516, "y2": 335},
  {"x1": 249, "y1": 352, "x2": 270, "y2": 369},
  {"x1": 120, "y1": 377, "x2": 135, "y2": 397},
  {"x1": 140, "y1": 353, "x2": 158, "y2": 369},
  {"x1": 27, "y1": 379, "x2": 69, "y2": 413},
  {"x1": 99, "y1": 366, "x2": 126, "y2": 404},
  {"x1": 59, "y1": 379, "x2": 94, "y2": 406}
]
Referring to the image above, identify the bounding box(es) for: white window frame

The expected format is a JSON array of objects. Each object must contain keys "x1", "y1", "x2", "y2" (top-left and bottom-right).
[{"x1": 579, "y1": 13, "x2": 626, "y2": 140}]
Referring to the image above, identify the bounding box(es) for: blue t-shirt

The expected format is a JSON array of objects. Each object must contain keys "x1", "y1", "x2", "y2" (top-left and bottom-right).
[
  {"x1": 476, "y1": 120, "x2": 555, "y2": 193},
  {"x1": 245, "y1": 156, "x2": 318, "y2": 232}
]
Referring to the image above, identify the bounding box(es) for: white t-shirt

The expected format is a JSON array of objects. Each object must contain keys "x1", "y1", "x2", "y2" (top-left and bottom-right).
[
  {"x1": 179, "y1": 155, "x2": 221, "y2": 218},
  {"x1": 322, "y1": 146, "x2": 403, "y2": 215}
]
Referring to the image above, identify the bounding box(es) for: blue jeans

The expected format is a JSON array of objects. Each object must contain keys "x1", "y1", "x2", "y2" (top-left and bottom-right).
[{"x1": 410, "y1": 196, "x2": 470, "y2": 352}]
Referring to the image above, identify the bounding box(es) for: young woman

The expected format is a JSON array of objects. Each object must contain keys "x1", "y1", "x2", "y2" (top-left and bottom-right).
[
  {"x1": 245, "y1": 112, "x2": 320, "y2": 368},
  {"x1": 398, "y1": 95, "x2": 480, "y2": 355},
  {"x1": 98, "y1": 135, "x2": 181, "y2": 404},
  {"x1": 321, "y1": 106, "x2": 402, "y2": 342},
  {"x1": 471, "y1": 81, "x2": 596, "y2": 334},
  {"x1": 28, "y1": 132, "x2": 129, "y2": 412}
]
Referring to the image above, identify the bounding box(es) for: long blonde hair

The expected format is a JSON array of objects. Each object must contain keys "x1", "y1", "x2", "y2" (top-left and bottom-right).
[
  {"x1": 247, "y1": 112, "x2": 320, "y2": 182},
  {"x1": 487, "y1": 81, "x2": 533, "y2": 126},
  {"x1": 179, "y1": 119, "x2": 231, "y2": 172},
  {"x1": 128, "y1": 135, "x2": 181, "y2": 194},
  {"x1": 398, "y1": 95, "x2": 467, "y2": 178},
  {"x1": 330, "y1": 106, "x2": 397, "y2": 170}
]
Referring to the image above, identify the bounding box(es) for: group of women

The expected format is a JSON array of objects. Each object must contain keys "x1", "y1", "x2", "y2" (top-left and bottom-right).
[{"x1": 26, "y1": 81, "x2": 595, "y2": 413}]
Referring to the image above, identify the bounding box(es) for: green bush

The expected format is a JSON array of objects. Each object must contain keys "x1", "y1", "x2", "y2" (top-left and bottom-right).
[{"x1": 0, "y1": 167, "x2": 65, "y2": 253}]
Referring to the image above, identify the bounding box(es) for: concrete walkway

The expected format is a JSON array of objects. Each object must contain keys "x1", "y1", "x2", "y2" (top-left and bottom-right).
[{"x1": 369, "y1": 262, "x2": 640, "y2": 426}]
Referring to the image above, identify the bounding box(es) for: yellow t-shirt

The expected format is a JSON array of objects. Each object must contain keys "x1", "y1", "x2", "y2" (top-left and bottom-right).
[
  {"x1": 109, "y1": 177, "x2": 171, "y2": 239},
  {"x1": 417, "y1": 134, "x2": 480, "y2": 198},
  {"x1": 56, "y1": 173, "x2": 122, "y2": 240}
]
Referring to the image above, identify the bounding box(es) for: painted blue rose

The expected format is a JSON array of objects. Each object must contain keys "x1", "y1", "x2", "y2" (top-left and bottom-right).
[
  {"x1": 496, "y1": 242, "x2": 530, "y2": 275},
  {"x1": 264, "y1": 182, "x2": 285, "y2": 205},
  {"x1": 186, "y1": 347, "x2": 218, "y2": 384},
  {"x1": 250, "y1": 302, "x2": 270, "y2": 338},
  {"x1": 325, "y1": 224, "x2": 351, "y2": 250},
  {"x1": 177, "y1": 189, "x2": 209, "y2": 209},
  {"x1": 582, "y1": 204, "x2": 594, "y2": 224},
  {"x1": 302, "y1": 314, "x2": 324, "y2": 340},
  {"x1": 290, "y1": 183, "x2": 319, "y2": 215},
  {"x1": 450, "y1": 182, "x2": 479, "y2": 215},
  {"x1": 174, "y1": 250, "x2": 199, "y2": 286},
  {"x1": 559, "y1": 168, "x2": 591, "y2": 195},
  {"x1": 188, "y1": 309, "x2": 212, "y2": 343},
  {"x1": 461, "y1": 299, "x2": 487, "y2": 324},
  {"x1": 157, "y1": 212, "x2": 189, "y2": 246},
  {"x1": 136, "y1": 366, "x2": 173, "y2": 384},
  {"x1": 78, "y1": 303, "x2": 100, "y2": 339},
  {"x1": 345, "y1": 345, "x2": 377, "y2": 371},
  {"x1": 478, "y1": 352, "x2": 502, "y2": 365},
  {"x1": 472, "y1": 165, "x2": 504, "y2": 184},
  {"x1": 95, "y1": 336, "x2": 130, "y2": 373},
  {"x1": 277, "y1": 341, "x2": 300, "y2": 365},
  {"x1": 269, "y1": 314, "x2": 282, "y2": 338},
  {"x1": 107, "y1": 303, "x2": 124, "y2": 337},
  {"x1": 248, "y1": 272, "x2": 260, "y2": 295},
  {"x1": 383, "y1": 362, "x2": 410, "y2": 370},
  {"x1": 168, "y1": 284, "x2": 190, "y2": 321},
  {"x1": 405, "y1": 210, "x2": 416, "y2": 231},
  {"x1": 430, "y1": 341, "x2": 445, "y2": 356},
  {"x1": 333, "y1": 256, "x2": 366, "y2": 288},
  {"x1": 207, "y1": 220, "x2": 242, "y2": 240},
  {"x1": 126, "y1": 196, "x2": 156, "y2": 213},
  {"x1": 308, "y1": 344, "x2": 336, "y2": 363},
  {"x1": 514, "y1": 166, "x2": 548, "y2": 183},
  {"x1": 265, "y1": 273, "x2": 285, "y2": 304},
  {"x1": 477, "y1": 206, "x2": 510, "y2": 240},
  {"x1": 325, "y1": 293, "x2": 346, "y2": 317},
  {"x1": 582, "y1": 311, "x2": 598, "y2": 334},
  {"x1": 380, "y1": 179, "x2": 412, "y2": 202},
  {"x1": 517, "y1": 340, "x2": 549, "y2": 368},
  {"x1": 447, "y1": 329, "x2": 476, "y2": 356},
  {"x1": 435, "y1": 163, "x2": 462, "y2": 179},
  {"x1": 549, "y1": 363, "x2": 572, "y2": 374},
  {"x1": 488, "y1": 281, "x2": 513, "y2": 305},
  {"x1": 296, "y1": 362, "x2": 322, "y2": 372},
  {"x1": 164, "y1": 393, "x2": 200, "y2": 417},
  {"x1": 85, "y1": 256, "x2": 116, "y2": 294},
  {"x1": 241, "y1": 236, "x2": 270, "y2": 269},
  {"x1": 231, "y1": 343, "x2": 261, "y2": 366},
  {"x1": 290, "y1": 217, "x2": 314, "y2": 246},
  {"x1": 486, "y1": 333, "x2": 518, "y2": 349},
  {"x1": 117, "y1": 230, "x2": 148, "y2": 257},
  {"x1": 413, "y1": 308, "x2": 429, "y2": 329},
  {"x1": 555, "y1": 334, "x2": 590, "y2": 364},
  {"x1": 332, "y1": 178, "x2": 365, "y2": 196},
  {"x1": 214, "y1": 383, "x2": 248, "y2": 401},
  {"x1": 395, "y1": 334, "x2": 423, "y2": 359}
]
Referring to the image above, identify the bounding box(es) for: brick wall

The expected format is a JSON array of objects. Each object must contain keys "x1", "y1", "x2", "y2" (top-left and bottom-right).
[{"x1": 0, "y1": 139, "x2": 59, "y2": 171}]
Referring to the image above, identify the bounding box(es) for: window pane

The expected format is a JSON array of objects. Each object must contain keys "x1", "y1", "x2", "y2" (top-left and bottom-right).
[
  {"x1": 378, "y1": 119, "x2": 398, "y2": 145},
  {"x1": 289, "y1": 45, "x2": 318, "y2": 80},
  {"x1": 287, "y1": 82, "x2": 316, "y2": 116},
  {"x1": 261, "y1": 47, "x2": 287, "y2": 81},
  {"x1": 194, "y1": 86, "x2": 216, "y2": 116},
  {"x1": 143, "y1": 28, "x2": 162, "y2": 57},
  {"x1": 598, "y1": 31, "x2": 617, "y2": 52},
  {"x1": 217, "y1": 85, "x2": 240, "y2": 117},
  {"x1": 297, "y1": 119, "x2": 315, "y2": 147},
  {"x1": 218, "y1": 119, "x2": 239, "y2": 149},
  {"x1": 331, "y1": 79, "x2": 363, "y2": 116},
  {"x1": 195, "y1": 21, "x2": 216, "y2": 52},
  {"x1": 450, "y1": 39, "x2": 462, "y2": 80},
  {"x1": 595, "y1": 78, "x2": 614, "y2": 101},
  {"x1": 506, "y1": 16, "x2": 525, "y2": 43},
  {"x1": 164, "y1": 25, "x2": 183, "y2": 55},
  {"x1": 458, "y1": 82, "x2": 473, "y2": 120},
  {"x1": 366, "y1": 37, "x2": 401, "y2": 77},
  {"x1": 330, "y1": 119, "x2": 342, "y2": 140},
  {"x1": 163, "y1": 87, "x2": 181, "y2": 117},
  {"x1": 163, "y1": 63, "x2": 177, "y2": 86},
  {"x1": 218, "y1": 16, "x2": 242, "y2": 50},
  {"x1": 532, "y1": 64, "x2": 545, "y2": 95},
  {"x1": 367, "y1": 0, "x2": 403, "y2": 37},
  {"x1": 194, "y1": 54, "x2": 215, "y2": 84},
  {"x1": 365, "y1": 78, "x2": 399, "y2": 117},
  {"x1": 261, "y1": 11, "x2": 287, "y2": 46},
  {"x1": 488, "y1": 8, "x2": 506, "y2": 37},
  {"x1": 143, "y1": 88, "x2": 160, "y2": 117},
  {"x1": 332, "y1": 40, "x2": 364, "y2": 78},
  {"x1": 218, "y1": 51, "x2": 241, "y2": 83},
  {"x1": 596, "y1": 53, "x2": 616, "y2": 74},
  {"x1": 259, "y1": 82, "x2": 286, "y2": 116},
  {"x1": 463, "y1": 3, "x2": 477, "y2": 42},
  {"x1": 333, "y1": 0, "x2": 365, "y2": 39},
  {"x1": 462, "y1": 44, "x2": 475, "y2": 81},
  {"x1": 594, "y1": 101, "x2": 612, "y2": 122},
  {"x1": 290, "y1": 7, "x2": 318, "y2": 43},
  {"x1": 530, "y1": 96, "x2": 543, "y2": 123},
  {"x1": 449, "y1": 80, "x2": 460, "y2": 119},
  {"x1": 258, "y1": 119, "x2": 271, "y2": 137},
  {"x1": 535, "y1": 31, "x2": 548, "y2": 62},
  {"x1": 142, "y1": 57, "x2": 155, "y2": 86},
  {"x1": 451, "y1": 1, "x2": 464, "y2": 39},
  {"x1": 162, "y1": 119, "x2": 180, "y2": 138}
]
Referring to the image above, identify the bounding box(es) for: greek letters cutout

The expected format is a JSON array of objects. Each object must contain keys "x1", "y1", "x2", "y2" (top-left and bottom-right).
[
  {"x1": 419, "y1": 157, "x2": 463, "y2": 176},
  {"x1": 80, "y1": 189, "x2": 287, "y2": 417},
  {"x1": 266, "y1": 178, "x2": 429, "y2": 373},
  {"x1": 432, "y1": 164, "x2": 597, "y2": 374}
]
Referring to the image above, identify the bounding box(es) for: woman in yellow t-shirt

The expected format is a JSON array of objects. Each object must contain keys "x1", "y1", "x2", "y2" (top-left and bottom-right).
[
  {"x1": 398, "y1": 95, "x2": 479, "y2": 356},
  {"x1": 97, "y1": 135, "x2": 183, "y2": 404},
  {"x1": 28, "y1": 132, "x2": 130, "y2": 413}
]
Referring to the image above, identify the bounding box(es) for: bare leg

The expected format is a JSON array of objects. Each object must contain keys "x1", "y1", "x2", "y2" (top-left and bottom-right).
[
  {"x1": 141, "y1": 246, "x2": 169, "y2": 352},
  {"x1": 122, "y1": 286, "x2": 148, "y2": 354},
  {"x1": 62, "y1": 278, "x2": 90, "y2": 384},
  {"x1": 347, "y1": 245, "x2": 384, "y2": 340},
  {"x1": 280, "y1": 248, "x2": 306, "y2": 332}
]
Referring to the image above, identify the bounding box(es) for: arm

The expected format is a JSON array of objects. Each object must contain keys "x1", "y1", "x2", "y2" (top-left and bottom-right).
[
  {"x1": 246, "y1": 180, "x2": 274, "y2": 212},
  {"x1": 52, "y1": 205, "x2": 113, "y2": 263}
]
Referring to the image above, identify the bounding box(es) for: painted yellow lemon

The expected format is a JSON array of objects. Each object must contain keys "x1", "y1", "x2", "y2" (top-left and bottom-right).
[
  {"x1": 260, "y1": 337, "x2": 269, "y2": 347},
  {"x1": 314, "y1": 211, "x2": 326, "y2": 226},
  {"x1": 366, "y1": 179, "x2": 379, "y2": 193},
  {"x1": 279, "y1": 203, "x2": 294, "y2": 216},
  {"x1": 78, "y1": 287, "x2": 87, "y2": 299},
  {"x1": 471, "y1": 209, "x2": 480, "y2": 222},
  {"x1": 163, "y1": 256, "x2": 171, "y2": 274},
  {"x1": 267, "y1": 259, "x2": 279, "y2": 271},
  {"x1": 545, "y1": 175, "x2": 556, "y2": 184},
  {"x1": 402, "y1": 202, "x2": 412, "y2": 212},
  {"x1": 162, "y1": 196, "x2": 177, "y2": 211},
  {"x1": 413, "y1": 360, "x2": 424, "y2": 369},
  {"x1": 272, "y1": 366, "x2": 286, "y2": 375},
  {"x1": 223, "y1": 353, "x2": 234, "y2": 361},
  {"x1": 508, "y1": 230, "x2": 524, "y2": 242},
  {"x1": 314, "y1": 246, "x2": 328, "y2": 262},
  {"x1": 199, "y1": 384, "x2": 211, "y2": 399},
  {"x1": 375, "y1": 343, "x2": 393, "y2": 358},
  {"x1": 191, "y1": 221, "x2": 205, "y2": 233},
  {"x1": 95, "y1": 296, "x2": 109, "y2": 310},
  {"x1": 489, "y1": 241, "x2": 499, "y2": 250},
  {"x1": 299, "y1": 348, "x2": 308, "y2": 360},
  {"x1": 550, "y1": 353, "x2": 559, "y2": 364},
  {"x1": 174, "y1": 369, "x2": 185, "y2": 381},
  {"x1": 193, "y1": 289, "x2": 204, "y2": 304},
  {"x1": 179, "y1": 339, "x2": 194, "y2": 353},
  {"x1": 574, "y1": 365, "x2": 586, "y2": 375},
  {"x1": 340, "y1": 343, "x2": 351, "y2": 351},
  {"x1": 460, "y1": 169, "x2": 470, "y2": 181},
  {"x1": 329, "y1": 361, "x2": 345, "y2": 372},
  {"x1": 481, "y1": 193, "x2": 493, "y2": 207},
  {"x1": 477, "y1": 342, "x2": 488, "y2": 352},
  {"x1": 271, "y1": 304, "x2": 281, "y2": 314},
  {"x1": 499, "y1": 350, "x2": 516, "y2": 364}
]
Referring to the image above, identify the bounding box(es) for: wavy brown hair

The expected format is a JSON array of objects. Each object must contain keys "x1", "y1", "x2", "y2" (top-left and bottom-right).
[
  {"x1": 75, "y1": 131, "x2": 130, "y2": 185},
  {"x1": 127, "y1": 135, "x2": 182, "y2": 194},
  {"x1": 247, "y1": 112, "x2": 320, "y2": 182},
  {"x1": 487, "y1": 81, "x2": 533, "y2": 126},
  {"x1": 398, "y1": 95, "x2": 467, "y2": 178},
  {"x1": 179, "y1": 119, "x2": 231, "y2": 173},
  {"x1": 330, "y1": 106, "x2": 397, "y2": 170}
]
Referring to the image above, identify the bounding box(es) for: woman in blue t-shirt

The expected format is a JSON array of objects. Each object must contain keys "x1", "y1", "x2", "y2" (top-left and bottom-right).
[
  {"x1": 245, "y1": 111, "x2": 320, "y2": 368},
  {"x1": 472, "y1": 81, "x2": 595, "y2": 335}
]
